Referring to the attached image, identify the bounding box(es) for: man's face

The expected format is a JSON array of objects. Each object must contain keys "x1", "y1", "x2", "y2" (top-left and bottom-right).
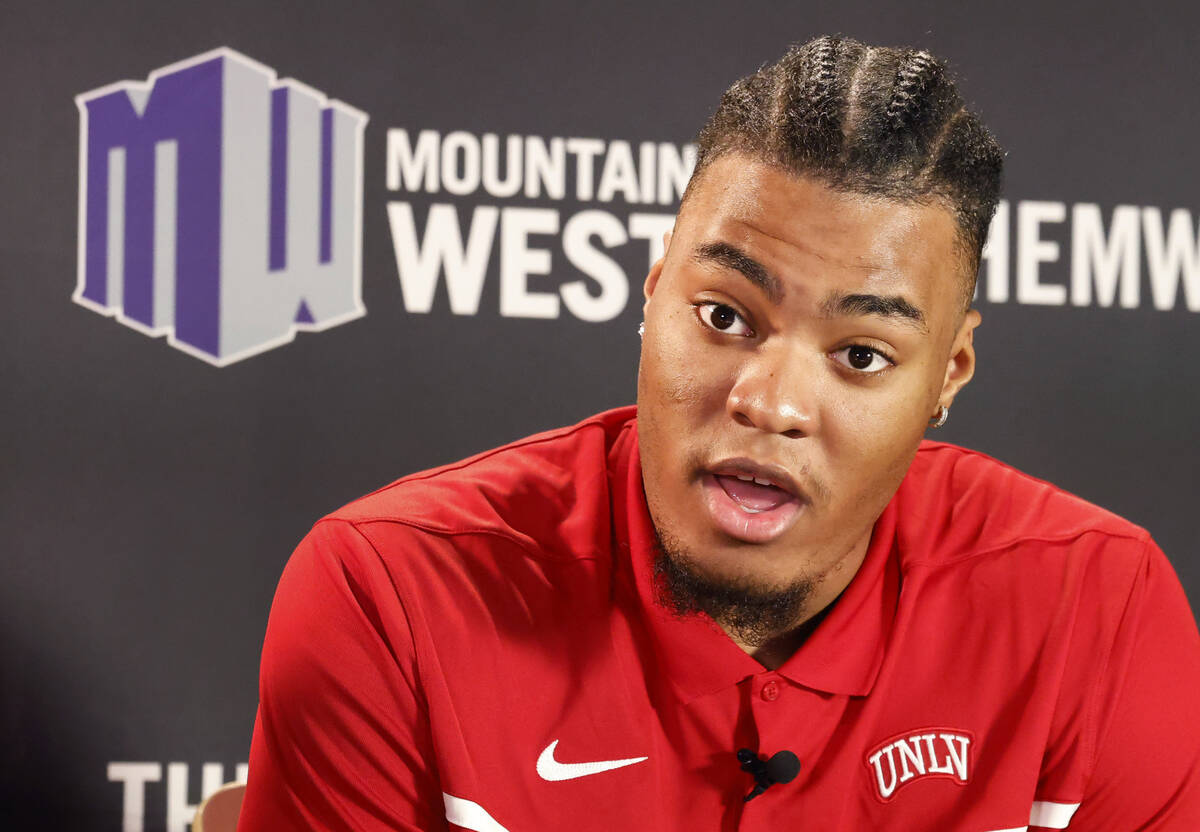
[{"x1": 637, "y1": 155, "x2": 979, "y2": 621}]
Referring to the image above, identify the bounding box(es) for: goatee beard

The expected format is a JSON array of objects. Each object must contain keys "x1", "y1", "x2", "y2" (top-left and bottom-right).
[{"x1": 651, "y1": 528, "x2": 816, "y2": 648}]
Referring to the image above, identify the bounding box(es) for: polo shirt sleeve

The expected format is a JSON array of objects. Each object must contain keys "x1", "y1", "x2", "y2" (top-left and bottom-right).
[
  {"x1": 237, "y1": 519, "x2": 445, "y2": 831},
  {"x1": 1041, "y1": 538, "x2": 1200, "y2": 831}
]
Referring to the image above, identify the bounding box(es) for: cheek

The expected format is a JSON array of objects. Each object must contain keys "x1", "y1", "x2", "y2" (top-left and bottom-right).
[
  {"x1": 821, "y1": 379, "x2": 932, "y2": 498},
  {"x1": 640, "y1": 313, "x2": 725, "y2": 416},
  {"x1": 637, "y1": 316, "x2": 730, "y2": 519},
  {"x1": 654, "y1": 353, "x2": 707, "y2": 414}
]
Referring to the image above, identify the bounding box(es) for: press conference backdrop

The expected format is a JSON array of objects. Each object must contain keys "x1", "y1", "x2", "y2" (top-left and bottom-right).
[{"x1": 2, "y1": 1, "x2": 1197, "y2": 828}]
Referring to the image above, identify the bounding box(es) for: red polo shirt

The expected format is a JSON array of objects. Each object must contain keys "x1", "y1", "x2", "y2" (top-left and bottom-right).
[{"x1": 238, "y1": 406, "x2": 1200, "y2": 831}]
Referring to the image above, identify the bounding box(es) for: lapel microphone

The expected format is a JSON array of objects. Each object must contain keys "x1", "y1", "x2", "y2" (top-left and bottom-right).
[{"x1": 737, "y1": 748, "x2": 802, "y2": 802}]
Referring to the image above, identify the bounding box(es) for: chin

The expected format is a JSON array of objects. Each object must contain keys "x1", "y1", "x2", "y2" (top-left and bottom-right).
[
  {"x1": 660, "y1": 511, "x2": 812, "y2": 590},
  {"x1": 651, "y1": 525, "x2": 817, "y2": 644}
]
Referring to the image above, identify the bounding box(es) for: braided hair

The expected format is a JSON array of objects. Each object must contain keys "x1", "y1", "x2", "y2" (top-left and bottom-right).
[{"x1": 690, "y1": 36, "x2": 1005, "y2": 305}]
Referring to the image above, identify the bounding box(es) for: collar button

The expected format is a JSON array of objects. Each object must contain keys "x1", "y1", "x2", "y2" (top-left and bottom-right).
[{"x1": 760, "y1": 680, "x2": 781, "y2": 701}]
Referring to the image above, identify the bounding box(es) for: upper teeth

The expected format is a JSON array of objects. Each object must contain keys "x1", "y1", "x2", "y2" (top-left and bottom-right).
[{"x1": 735, "y1": 474, "x2": 775, "y2": 487}]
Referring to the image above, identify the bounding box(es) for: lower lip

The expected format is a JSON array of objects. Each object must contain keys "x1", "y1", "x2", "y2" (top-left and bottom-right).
[{"x1": 700, "y1": 474, "x2": 803, "y2": 544}]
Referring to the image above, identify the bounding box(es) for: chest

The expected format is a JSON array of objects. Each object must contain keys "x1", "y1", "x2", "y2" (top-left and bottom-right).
[{"x1": 421, "y1": 602, "x2": 1062, "y2": 831}]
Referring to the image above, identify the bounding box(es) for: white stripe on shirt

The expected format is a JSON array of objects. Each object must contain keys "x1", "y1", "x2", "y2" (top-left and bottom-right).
[{"x1": 443, "y1": 792, "x2": 512, "y2": 832}]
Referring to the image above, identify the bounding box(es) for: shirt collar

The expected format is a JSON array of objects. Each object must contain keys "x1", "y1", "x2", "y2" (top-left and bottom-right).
[{"x1": 609, "y1": 415, "x2": 900, "y2": 702}]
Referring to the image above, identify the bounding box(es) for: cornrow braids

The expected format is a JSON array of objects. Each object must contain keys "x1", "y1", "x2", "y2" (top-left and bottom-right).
[
  {"x1": 688, "y1": 36, "x2": 1004, "y2": 306},
  {"x1": 777, "y1": 36, "x2": 859, "y2": 164},
  {"x1": 885, "y1": 51, "x2": 946, "y2": 130}
]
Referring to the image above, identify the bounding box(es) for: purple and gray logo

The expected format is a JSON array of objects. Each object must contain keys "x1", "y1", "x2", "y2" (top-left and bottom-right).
[{"x1": 75, "y1": 48, "x2": 368, "y2": 365}]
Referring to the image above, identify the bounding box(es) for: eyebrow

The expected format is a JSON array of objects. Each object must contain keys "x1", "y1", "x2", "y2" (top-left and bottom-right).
[
  {"x1": 819, "y1": 291, "x2": 928, "y2": 331},
  {"x1": 692, "y1": 240, "x2": 927, "y2": 330},
  {"x1": 692, "y1": 241, "x2": 783, "y2": 304}
]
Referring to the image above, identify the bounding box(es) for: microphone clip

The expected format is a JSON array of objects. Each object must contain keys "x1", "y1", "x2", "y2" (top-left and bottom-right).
[{"x1": 736, "y1": 747, "x2": 801, "y2": 803}]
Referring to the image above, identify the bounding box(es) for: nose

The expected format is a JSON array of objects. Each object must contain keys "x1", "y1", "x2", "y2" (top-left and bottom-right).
[{"x1": 725, "y1": 345, "x2": 817, "y2": 439}]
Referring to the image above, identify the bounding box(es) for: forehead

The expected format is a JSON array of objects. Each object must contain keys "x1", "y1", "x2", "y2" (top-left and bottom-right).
[{"x1": 675, "y1": 155, "x2": 963, "y2": 322}]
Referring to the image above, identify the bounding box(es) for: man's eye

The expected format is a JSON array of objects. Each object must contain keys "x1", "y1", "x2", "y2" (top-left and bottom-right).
[
  {"x1": 833, "y1": 345, "x2": 894, "y2": 373},
  {"x1": 696, "y1": 302, "x2": 753, "y2": 336}
]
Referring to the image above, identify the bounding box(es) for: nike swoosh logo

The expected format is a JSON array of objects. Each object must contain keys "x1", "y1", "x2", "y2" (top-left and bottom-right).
[{"x1": 536, "y1": 739, "x2": 648, "y2": 781}]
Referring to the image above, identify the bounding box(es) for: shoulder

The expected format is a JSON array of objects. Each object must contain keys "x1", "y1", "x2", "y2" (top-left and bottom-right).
[
  {"x1": 277, "y1": 408, "x2": 640, "y2": 678},
  {"x1": 320, "y1": 405, "x2": 637, "y2": 566},
  {"x1": 891, "y1": 445, "x2": 1200, "y2": 825},
  {"x1": 896, "y1": 440, "x2": 1151, "y2": 569}
]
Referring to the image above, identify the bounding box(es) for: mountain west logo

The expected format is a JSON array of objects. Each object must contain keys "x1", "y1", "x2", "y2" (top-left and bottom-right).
[
  {"x1": 75, "y1": 48, "x2": 368, "y2": 365},
  {"x1": 865, "y1": 728, "x2": 973, "y2": 802}
]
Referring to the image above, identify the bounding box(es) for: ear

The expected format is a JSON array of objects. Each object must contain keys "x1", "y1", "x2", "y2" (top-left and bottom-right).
[
  {"x1": 642, "y1": 230, "x2": 673, "y2": 310},
  {"x1": 936, "y1": 309, "x2": 981, "y2": 411}
]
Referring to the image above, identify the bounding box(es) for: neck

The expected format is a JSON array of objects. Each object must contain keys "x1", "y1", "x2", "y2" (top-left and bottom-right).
[{"x1": 737, "y1": 609, "x2": 828, "y2": 669}]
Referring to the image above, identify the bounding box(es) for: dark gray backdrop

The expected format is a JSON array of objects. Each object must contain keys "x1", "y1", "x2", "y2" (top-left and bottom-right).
[{"x1": 3, "y1": 1, "x2": 1197, "y2": 829}]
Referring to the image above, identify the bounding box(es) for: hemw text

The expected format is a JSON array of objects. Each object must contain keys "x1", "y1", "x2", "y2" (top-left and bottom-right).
[{"x1": 981, "y1": 200, "x2": 1198, "y2": 311}]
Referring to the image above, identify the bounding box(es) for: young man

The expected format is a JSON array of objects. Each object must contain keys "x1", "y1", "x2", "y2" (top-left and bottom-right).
[{"x1": 238, "y1": 37, "x2": 1200, "y2": 830}]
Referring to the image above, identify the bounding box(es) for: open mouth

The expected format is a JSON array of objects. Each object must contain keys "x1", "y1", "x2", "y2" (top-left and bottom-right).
[
  {"x1": 700, "y1": 464, "x2": 806, "y2": 544},
  {"x1": 713, "y1": 473, "x2": 795, "y2": 513}
]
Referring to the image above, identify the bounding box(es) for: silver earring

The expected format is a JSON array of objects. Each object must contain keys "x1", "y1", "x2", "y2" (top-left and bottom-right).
[
  {"x1": 637, "y1": 322, "x2": 645, "y2": 338},
  {"x1": 929, "y1": 406, "x2": 949, "y2": 428}
]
